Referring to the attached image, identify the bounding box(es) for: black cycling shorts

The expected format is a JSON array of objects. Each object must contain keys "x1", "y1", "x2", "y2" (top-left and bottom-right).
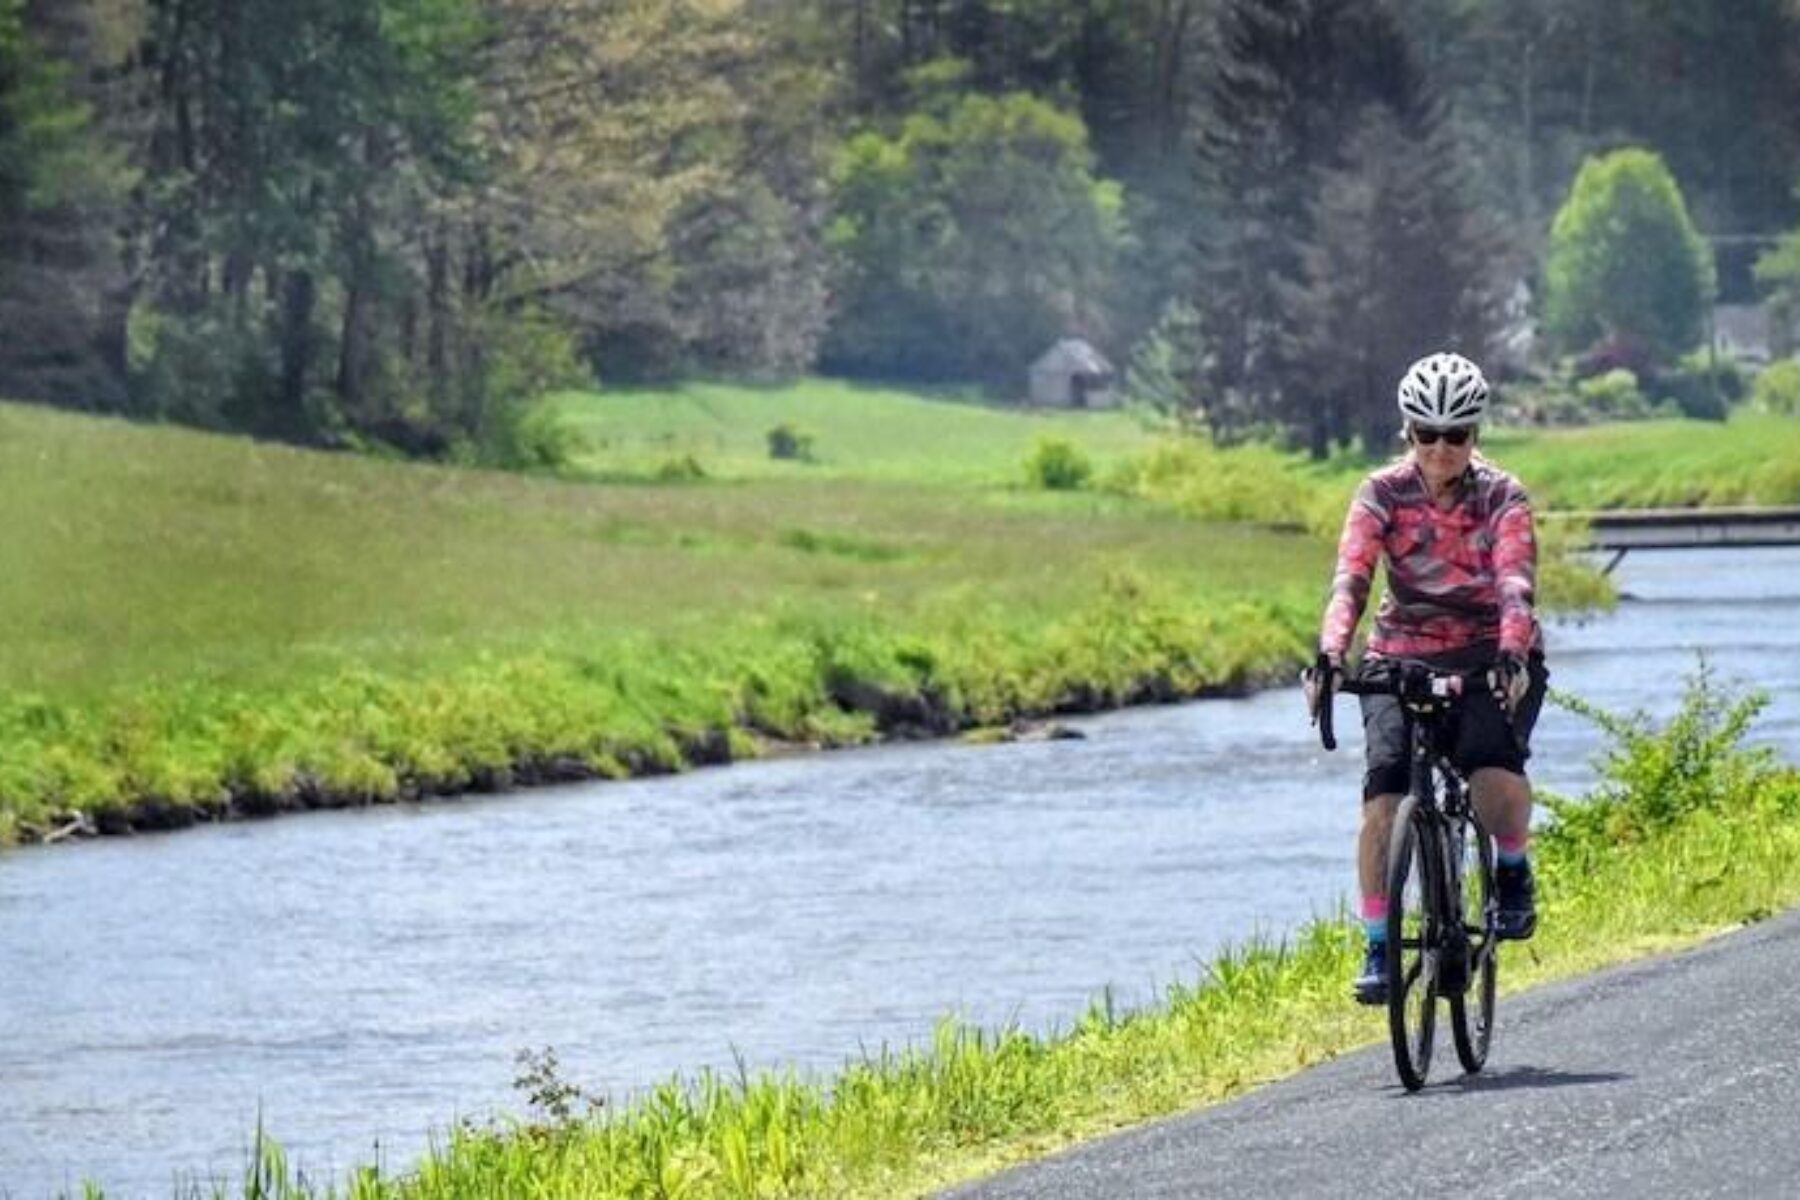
[{"x1": 1357, "y1": 645, "x2": 1548, "y2": 801}]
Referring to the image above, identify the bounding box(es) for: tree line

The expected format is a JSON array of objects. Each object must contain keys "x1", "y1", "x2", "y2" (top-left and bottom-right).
[{"x1": 3, "y1": 0, "x2": 1798, "y2": 461}]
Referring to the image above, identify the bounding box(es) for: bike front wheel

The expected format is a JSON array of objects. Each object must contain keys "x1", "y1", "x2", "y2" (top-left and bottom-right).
[
  {"x1": 1385, "y1": 794, "x2": 1439, "y2": 1092},
  {"x1": 1450, "y1": 813, "x2": 1498, "y2": 1074}
]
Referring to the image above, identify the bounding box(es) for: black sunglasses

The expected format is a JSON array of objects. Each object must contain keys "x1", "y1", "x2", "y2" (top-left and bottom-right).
[{"x1": 1411, "y1": 426, "x2": 1473, "y2": 446}]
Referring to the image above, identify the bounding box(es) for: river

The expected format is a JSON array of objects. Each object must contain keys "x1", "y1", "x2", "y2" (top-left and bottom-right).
[{"x1": 4, "y1": 547, "x2": 1798, "y2": 1197}]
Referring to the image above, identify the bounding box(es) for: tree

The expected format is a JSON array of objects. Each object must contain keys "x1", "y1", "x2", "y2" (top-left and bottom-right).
[
  {"x1": 1393, "y1": 0, "x2": 1800, "y2": 292},
  {"x1": 822, "y1": 84, "x2": 1127, "y2": 385},
  {"x1": 1193, "y1": 0, "x2": 1497, "y2": 453},
  {"x1": 1298, "y1": 105, "x2": 1502, "y2": 456},
  {"x1": 0, "y1": 0, "x2": 130, "y2": 406},
  {"x1": 471, "y1": 0, "x2": 834, "y2": 381},
  {"x1": 1544, "y1": 148, "x2": 1715, "y2": 363},
  {"x1": 130, "y1": 0, "x2": 486, "y2": 443}
]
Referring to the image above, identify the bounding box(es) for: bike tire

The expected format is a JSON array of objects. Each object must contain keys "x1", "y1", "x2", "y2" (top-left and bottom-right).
[
  {"x1": 1385, "y1": 794, "x2": 1438, "y2": 1092},
  {"x1": 1450, "y1": 813, "x2": 1498, "y2": 1074}
]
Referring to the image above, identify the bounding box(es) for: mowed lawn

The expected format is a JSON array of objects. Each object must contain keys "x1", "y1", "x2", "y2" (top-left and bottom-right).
[{"x1": 0, "y1": 400, "x2": 1326, "y2": 699}]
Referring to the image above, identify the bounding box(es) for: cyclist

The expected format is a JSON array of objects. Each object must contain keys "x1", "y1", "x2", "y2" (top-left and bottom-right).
[{"x1": 1304, "y1": 351, "x2": 1549, "y2": 1005}]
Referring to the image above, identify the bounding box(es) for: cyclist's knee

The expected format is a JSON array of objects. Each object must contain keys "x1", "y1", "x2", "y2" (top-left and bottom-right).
[{"x1": 1470, "y1": 766, "x2": 1532, "y2": 803}]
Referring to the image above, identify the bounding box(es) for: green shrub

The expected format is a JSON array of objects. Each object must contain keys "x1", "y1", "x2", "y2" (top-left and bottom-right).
[
  {"x1": 767, "y1": 422, "x2": 815, "y2": 461},
  {"x1": 1541, "y1": 668, "x2": 1794, "y2": 876},
  {"x1": 1024, "y1": 436, "x2": 1092, "y2": 490},
  {"x1": 655, "y1": 454, "x2": 708, "y2": 482},
  {"x1": 1751, "y1": 360, "x2": 1800, "y2": 416},
  {"x1": 1653, "y1": 352, "x2": 1743, "y2": 421},
  {"x1": 486, "y1": 401, "x2": 585, "y2": 471},
  {"x1": 1574, "y1": 368, "x2": 1670, "y2": 421},
  {"x1": 466, "y1": 309, "x2": 590, "y2": 470},
  {"x1": 130, "y1": 305, "x2": 284, "y2": 433}
]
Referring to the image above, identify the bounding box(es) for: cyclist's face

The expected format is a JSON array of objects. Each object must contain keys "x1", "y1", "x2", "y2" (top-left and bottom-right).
[{"x1": 1409, "y1": 424, "x2": 1475, "y2": 487}]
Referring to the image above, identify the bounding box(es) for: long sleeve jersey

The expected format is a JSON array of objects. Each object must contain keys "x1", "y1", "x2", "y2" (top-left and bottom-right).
[{"x1": 1319, "y1": 456, "x2": 1541, "y2": 662}]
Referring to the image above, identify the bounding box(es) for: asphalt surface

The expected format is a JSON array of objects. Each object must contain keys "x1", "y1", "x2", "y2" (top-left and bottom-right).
[{"x1": 945, "y1": 907, "x2": 1800, "y2": 1199}]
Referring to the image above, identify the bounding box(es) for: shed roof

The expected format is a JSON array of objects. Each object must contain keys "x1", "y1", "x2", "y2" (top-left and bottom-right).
[{"x1": 1031, "y1": 338, "x2": 1114, "y2": 377}]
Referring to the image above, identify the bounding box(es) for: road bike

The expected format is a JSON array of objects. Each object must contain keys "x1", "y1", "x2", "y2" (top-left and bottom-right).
[{"x1": 1316, "y1": 659, "x2": 1501, "y2": 1091}]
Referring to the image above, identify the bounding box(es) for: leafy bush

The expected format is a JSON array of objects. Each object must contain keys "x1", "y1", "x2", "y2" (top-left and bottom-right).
[
  {"x1": 1504, "y1": 363, "x2": 1686, "y2": 426},
  {"x1": 767, "y1": 422, "x2": 815, "y2": 461},
  {"x1": 1574, "y1": 368, "x2": 1669, "y2": 421},
  {"x1": 1750, "y1": 360, "x2": 1800, "y2": 416},
  {"x1": 655, "y1": 455, "x2": 708, "y2": 482},
  {"x1": 130, "y1": 305, "x2": 284, "y2": 433},
  {"x1": 1653, "y1": 352, "x2": 1743, "y2": 421},
  {"x1": 1023, "y1": 436, "x2": 1092, "y2": 490},
  {"x1": 474, "y1": 400, "x2": 585, "y2": 472},
  {"x1": 1541, "y1": 667, "x2": 1792, "y2": 871}
]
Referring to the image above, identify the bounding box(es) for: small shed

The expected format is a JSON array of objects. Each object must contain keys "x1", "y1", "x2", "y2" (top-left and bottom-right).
[{"x1": 1028, "y1": 338, "x2": 1117, "y2": 408}]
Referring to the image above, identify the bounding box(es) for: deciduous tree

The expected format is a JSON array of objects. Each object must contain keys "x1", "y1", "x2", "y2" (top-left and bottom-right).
[
  {"x1": 1544, "y1": 148, "x2": 1715, "y2": 363},
  {"x1": 823, "y1": 86, "x2": 1126, "y2": 385}
]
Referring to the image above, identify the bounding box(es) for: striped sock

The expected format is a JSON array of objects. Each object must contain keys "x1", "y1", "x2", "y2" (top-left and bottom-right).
[
  {"x1": 1361, "y1": 895, "x2": 1389, "y2": 945},
  {"x1": 1496, "y1": 833, "x2": 1530, "y2": 869}
]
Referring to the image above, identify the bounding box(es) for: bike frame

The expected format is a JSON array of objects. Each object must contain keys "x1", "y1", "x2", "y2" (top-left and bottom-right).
[
  {"x1": 1397, "y1": 679, "x2": 1486, "y2": 997},
  {"x1": 1315, "y1": 657, "x2": 1504, "y2": 1086}
]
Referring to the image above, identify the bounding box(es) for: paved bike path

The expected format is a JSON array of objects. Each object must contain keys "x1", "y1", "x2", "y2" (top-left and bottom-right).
[{"x1": 945, "y1": 906, "x2": 1800, "y2": 1199}]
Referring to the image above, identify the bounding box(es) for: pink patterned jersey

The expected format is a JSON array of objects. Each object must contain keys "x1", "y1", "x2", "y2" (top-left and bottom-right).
[{"x1": 1319, "y1": 456, "x2": 1541, "y2": 662}]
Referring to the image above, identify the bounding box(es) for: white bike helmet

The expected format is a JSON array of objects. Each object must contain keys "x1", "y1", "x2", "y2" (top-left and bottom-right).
[{"x1": 1396, "y1": 352, "x2": 1488, "y2": 427}]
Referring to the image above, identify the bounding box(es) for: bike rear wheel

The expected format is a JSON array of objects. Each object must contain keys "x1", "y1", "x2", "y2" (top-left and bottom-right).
[
  {"x1": 1450, "y1": 814, "x2": 1498, "y2": 1074},
  {"x1": 1385, "y1": 795, "x2": 1439, "y2": 1092}
]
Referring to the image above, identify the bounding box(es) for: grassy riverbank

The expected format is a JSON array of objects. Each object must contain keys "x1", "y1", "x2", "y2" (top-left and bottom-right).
[
  {"x1": 118, "y1": 673, "x2": 1800, "y2": 1199},
  {"x1": 0, "y1": 399, "x2": 1336, "y2": 841},
  {"x1": 17, "y1": 384, "x2": 1800, "y2": 840}
]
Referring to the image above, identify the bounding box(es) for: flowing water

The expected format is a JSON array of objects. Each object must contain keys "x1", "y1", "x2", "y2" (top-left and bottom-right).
[{"x1": 4, "y1": 547, "x2": 1799, "y2": 1197}]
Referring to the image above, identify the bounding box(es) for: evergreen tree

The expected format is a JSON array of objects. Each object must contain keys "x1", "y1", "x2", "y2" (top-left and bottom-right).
[
  {"x1": 1300, "y1": 104, "x2": 1503, "y2": 455},
  {"x1": 0, "y1": 0, "x2": 129, "y2": 406},
  {"x1": 1192, "y1": 0, "x2": 1498, "y2": 454}
]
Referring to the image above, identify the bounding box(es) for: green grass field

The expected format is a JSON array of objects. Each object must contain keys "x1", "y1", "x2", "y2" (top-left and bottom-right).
[
  {"x1": 0, "y1": 401, "x2": 1316, "y2": 697},
  {"x1": 1483, "y1": 413, "x2": 1800, "y2": 508},
  {"x1": 552, "y1": 379, "x2": 1800, "y2": 508},
  {"x1": 548, "y1": 378, "x2": 1163, "y2": 483}
]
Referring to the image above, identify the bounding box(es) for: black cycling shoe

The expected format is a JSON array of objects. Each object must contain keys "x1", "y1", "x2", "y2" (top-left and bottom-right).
[
  {"x1": 1353, "y1": 942, "x2": 1387, "y2": 1005},
  {"x1": 1496, "y1": 860, "x2": 1538, "y2": 941}
]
